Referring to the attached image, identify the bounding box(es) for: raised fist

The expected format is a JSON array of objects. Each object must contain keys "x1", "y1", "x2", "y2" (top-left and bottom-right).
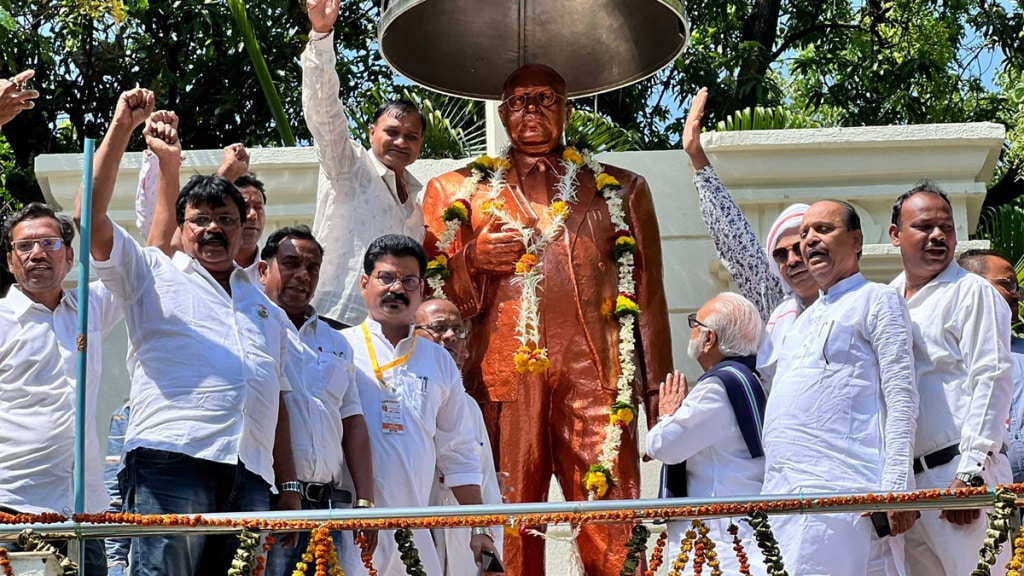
[
  {"x1": 114, "y1": 88, "x2": 156, "y2": 130},
  {"x1": 144, "y1": 110, "x2": 181, "y2": 161},
  {"x1": 218, "y1": 143, "x2": 250, "y2": 182}
]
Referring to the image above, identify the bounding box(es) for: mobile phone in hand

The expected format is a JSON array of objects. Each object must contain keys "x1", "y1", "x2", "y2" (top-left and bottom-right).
[{"x1": 481, "y1": 550, "x2": 505, "y2": 573}]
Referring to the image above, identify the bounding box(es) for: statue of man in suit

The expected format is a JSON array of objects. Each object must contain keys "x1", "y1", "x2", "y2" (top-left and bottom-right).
[{"x1": 422, "y1": 64, "x2": 673, "y2": 576}]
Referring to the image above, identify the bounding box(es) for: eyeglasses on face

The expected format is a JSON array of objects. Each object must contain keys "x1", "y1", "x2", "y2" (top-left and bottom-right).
[
  {"x1": 375, "y1": 270, "x2": 423, "y2": 292},
  {"x1": 993, "y1": 277, "x2": 1021, "y2": 296},
  {"x1": 501, "y1": 89, "x2": 566, "y2": 112},
  {"x1": 416, "y1": 323, "x2": 467, "y2": 339},
  {"x1": 185, "y1": 214, "x2": 241, "y2": 229},
  {"x1": 687, "y1": 313, "x2": 709, "y2": 330},
  {"x1": 771, "y1": 241, "x2": 802, "y2": 265},
  {"x1": 11, "y1": 237, "x2": 64, "y2": 253}
]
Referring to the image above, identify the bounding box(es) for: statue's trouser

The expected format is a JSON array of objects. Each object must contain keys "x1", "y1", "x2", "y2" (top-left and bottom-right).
[{"x1": 480, "y1": 332, "x2": 641, "y2": 576}]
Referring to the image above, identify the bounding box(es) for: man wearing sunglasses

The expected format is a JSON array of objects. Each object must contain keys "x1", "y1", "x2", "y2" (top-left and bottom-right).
[
  {"x1": 423, "y1": 64, "x2": 672, "y2": 576},
  {"x1": 0, "y1": 202, "x2": 123, "y2": 575},
  {"x1": 340, "y1": 235, "x2": 500, "y2": 576}
]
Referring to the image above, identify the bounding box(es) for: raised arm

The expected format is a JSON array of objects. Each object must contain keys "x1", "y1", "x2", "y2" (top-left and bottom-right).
[
  {"x1": 142, "y1": 111, "x2": 182, "y2": 256},
  {"x1": 301, "y1": 0, "x2": 356, "y2": 180},
  {"x1": 684, "y1": 88, "x2": 784, "y2": 322},
  {"x1": 75, "y1": 88, "x2": 154, "y2": 261}
]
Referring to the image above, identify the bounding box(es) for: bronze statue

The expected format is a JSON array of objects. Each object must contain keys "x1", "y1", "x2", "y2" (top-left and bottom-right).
[{"x1": 422, "y1": 64, "x2": 673, "y2": 576}]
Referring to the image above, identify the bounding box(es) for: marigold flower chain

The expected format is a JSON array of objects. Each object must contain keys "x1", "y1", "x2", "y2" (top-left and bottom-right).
[
  {"x1": 355, "y1": 532, "x2": 378, "y2": 576},
  {"x1": 728, "y1": 522, "x2": 752, "y2": 576},
  {"x1": 668, "y1": 527, "x2": 696, "y2": 576},
  {"x1": 0, "y1": 548, "x2": 12, "y2": 576},
  {"x1": 644, "y1": 531, "x2": 668, "y2": 576},
  {"x1": 1006, "y1": 527, "x2": 1024, "y2": 576}
]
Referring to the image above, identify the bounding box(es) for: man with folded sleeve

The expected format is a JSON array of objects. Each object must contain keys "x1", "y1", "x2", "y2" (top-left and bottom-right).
[
  {"x1": 77, "y1": 92, "x2": 299, "y2": 576},
  {"x1": 257, "y1": 224, "x2": 377, "y2": 576},
  {"x1": 889, "y1": 181, "x2": 1015, "y2": 575}
]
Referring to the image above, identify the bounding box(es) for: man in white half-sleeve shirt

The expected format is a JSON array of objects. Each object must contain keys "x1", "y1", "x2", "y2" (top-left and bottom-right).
[
  {"x1": 257, "y1": 225, "x2": 377, "y2": 576},
  {"x1": 302, "y1": 0, "x2": 426, "y2": 328},
  {"x1": 646, "y1": 292, "x2": 767, "y2": 576},
  {"x1": 0, "y1": 201, "x2": 124, "y2": 576},
  {"x1": 78, "y1": 95, "x2": 300, "y2": 576},
  {"x1": 888, "y1": 181, "x2": 1014, "y2": 575},
  {"x1": 764, "y1": 200, "x2": 919, "y2": 576},
  {"x1": 341, "y1": 235, "x2": 501, "y2": 576}
]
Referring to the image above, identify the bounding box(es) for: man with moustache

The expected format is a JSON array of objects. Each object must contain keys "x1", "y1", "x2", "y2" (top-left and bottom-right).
[
  {"x1": 257, "y1": 225, "x2": 376, "y2": 576},
  {"x1": 341, "y1": 235, "x2": 500, "y2": 576},
  {"x1": 0, "y1": 202, "x2": 123, "y2": 575},
  {"x1": 303, "y1": 0, "x2": 427, "y2": 328},
  {"x1": 889, "y1": 182, "x2": 1014, "y2": 575},
  {"x1": 682, "y1": 87, "x2": 817, "y2": 386},
  {"x1": 646, "y1": 292, "x2": 767, "y2": 576},
  {"x1": 765, "y1": 200, "x2": 918, "y2": 576},
  {"x1": 957, "y1": 249, "x2": 1024, "y2": 483},
  {"x1": 80, "y1": 95, "x2": 299, "y2": 576},
  {"x1": 423, "y1": 63, "x2": 672, "y2": 576},
  {"x1": 414, "y1": 298, "x2": 504, "y2": 576}
]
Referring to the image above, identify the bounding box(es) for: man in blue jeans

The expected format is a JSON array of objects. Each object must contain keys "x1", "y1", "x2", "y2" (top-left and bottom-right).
[
  {"x1": 79, "y1": 89, "x2": 300, "y2": 576},
  {"x1": 103, "y1": 402, "x2": 131, "y2": 576}
]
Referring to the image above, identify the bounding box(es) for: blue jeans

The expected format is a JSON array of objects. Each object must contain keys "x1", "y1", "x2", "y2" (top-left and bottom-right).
[
  {"x1": 125, "y1": 448, "x2": 270, "y2": 576},
  {"x1": 264, "y1": 498, "x2": 355, "y2": 576}
]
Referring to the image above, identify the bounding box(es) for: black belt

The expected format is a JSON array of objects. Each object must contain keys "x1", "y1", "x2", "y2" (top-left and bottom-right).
[
  {"x1": 913, "y1": 444, "x2": 1008, "y2": 475},
  {"x1": 913, "y1": 445, "x2": 960, "y2": 474},
  {"x1": 299, "y1": 482, "x2": 352, "y2": 505}
]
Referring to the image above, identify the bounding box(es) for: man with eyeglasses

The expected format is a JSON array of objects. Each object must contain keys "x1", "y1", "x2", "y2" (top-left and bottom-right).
[
  {"x1": 765, "y1": 200, "x2": 918, "y2": 576},
  {"x1": 888, "y1": 183, "x2": 1014, "y2": 575},
  {"x1": 302, "y1": 0, "x2": 427, "y2": 329},
  {"x1": 413, "y1": 297, "x2": 504, "y2": 576},
  {"x1": 78, "y1": 92, "x2": 300, "y2": 576},
  {"x1": 683, "y1": 88, "x2": 819, "y2": 388},
  {"x1": 957, "y1": 249, "x2": 1024, "y2": 483},
  {"x1": 339, "y1": 234, "x2": 500, "y2": 576},
  {"x1": 423, "y1": 64, "x2": 673, "y2": 576},
  {"x1": 0, "y1": 201, "x2": 123, "y2": 575}
]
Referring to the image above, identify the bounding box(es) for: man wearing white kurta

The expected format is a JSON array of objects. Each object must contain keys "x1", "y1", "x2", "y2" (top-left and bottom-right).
[
  {"x1": 0, "y1": 202, "x2": 123, "y2": 576},
  {"x1": 765, "y1": 200, "x2": 919, "y2": 576},
  {"x1": 888, "y1": 183, "x2": 1014, "y2": 575},
  {"x1": 646, "y1": 292, "x2": 767, "y2": 576},
  {"x1": 341, "y1": 234, "x2": 500, "y2": 576},
  {"x1": 303, "y1": 0, "x2": 426, "y2": 327},
  {"x1": 415, "y1": 298, "x2": 504, "y2": 576}
]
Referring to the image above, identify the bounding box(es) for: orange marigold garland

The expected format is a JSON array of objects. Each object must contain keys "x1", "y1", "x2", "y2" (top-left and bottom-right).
[
  {"x1": 292, "y1": 532, "x2": 317, "y2": 576},
  {"x1": 695, "y1": 520, "x2": 722, "y2": 576},
  {"x1": 748, "y1": 510, "x2": 788, "y2": 576},
  {"x1": 728, "y1": 523, "x2": 752, "y2": 575},
  {"x1": 395, "y1": 528, "x2": 426, "y2": 576},
  {"x1": 355, "y1": 531, "x2": 378, "y2": 576},
  {"x1": 0, "y1": 547, "x2": 13, "y2": 576},
  {"x1": 619, "y1": 524, "x2": 650, "y2": 576},
  {"x1": 971, "y1": 487, "x2": 1017, "y2": 576},
  {"x1": 644, "y1": 531, "x2": 667, "y2": 576}
]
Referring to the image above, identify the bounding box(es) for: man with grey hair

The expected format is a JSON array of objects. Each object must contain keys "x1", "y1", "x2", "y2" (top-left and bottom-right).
[
  {"x1": 646, "y1": 292, "x2": 767, "y2": 576},
  {"x1": 764, "y1": 200, "x2": 919, "y2": 576}
]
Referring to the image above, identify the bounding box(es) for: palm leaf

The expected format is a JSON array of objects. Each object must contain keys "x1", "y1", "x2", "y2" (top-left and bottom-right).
[
  {"x1": 226, "y1": 0, "x2": 295, "y2": 147},
  {"x1": 715, "y1": 106, "x2": 822, "y2": 132},
  {"x1": 567, "y1": 110, "x2": 641, "y2": 153},
  {"x1": 975, "y1": 202, "x2": 1024, "y2": 266}
]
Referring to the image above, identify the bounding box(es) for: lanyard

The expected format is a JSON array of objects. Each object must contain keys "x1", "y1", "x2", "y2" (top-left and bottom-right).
[{"x1": 362, "y1": 322, "x2": 416, "y2": 388}]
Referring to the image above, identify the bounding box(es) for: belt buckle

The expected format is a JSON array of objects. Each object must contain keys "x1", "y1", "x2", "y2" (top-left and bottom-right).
[{"x1": 304, "y1": 482, "x2": 329, "y2": 503}]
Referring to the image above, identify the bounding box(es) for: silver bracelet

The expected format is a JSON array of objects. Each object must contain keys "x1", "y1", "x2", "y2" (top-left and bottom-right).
[
  {"x1": 279, "y1": 481, "x2": 303, "y2": 494},
  {"x1": 471, "y1": 526, "x2": 495, "y2": 541}
]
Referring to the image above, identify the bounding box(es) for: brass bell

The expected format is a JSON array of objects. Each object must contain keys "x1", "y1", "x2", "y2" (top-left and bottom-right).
[{"x1": 379, "y1": 0, "x2": 689, "y2": 99}]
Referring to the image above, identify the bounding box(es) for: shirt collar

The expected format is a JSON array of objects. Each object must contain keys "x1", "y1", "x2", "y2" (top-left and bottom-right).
[
  {"x1": 819, "y1": 272, "x2": 866, "y2": 301},
  {"x1": 368, "y1": 152, "x2": 422, "y2": 201},
  {"x1": 362, "y1": 316, "x2": 415, "y2": 347},
  {"x1": 511, "y1": 147, "x2": 564, "y2": 177},
  {"x1": 172, "y1": 251, "x2": 247, "y2": 279},
  {"x1": 5, "y1": 285, "x2": 76, "y2": 317}
]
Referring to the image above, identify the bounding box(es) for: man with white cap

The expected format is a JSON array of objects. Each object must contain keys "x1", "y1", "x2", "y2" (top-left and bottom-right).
[{"x1": 683, "y1": 88, "x2": 819, "y2": 382}]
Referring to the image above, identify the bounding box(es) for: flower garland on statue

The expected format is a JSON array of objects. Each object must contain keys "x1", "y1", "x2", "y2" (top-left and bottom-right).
[{"x1": 427, "y1": 148, "x2": 641, "y2": 500}]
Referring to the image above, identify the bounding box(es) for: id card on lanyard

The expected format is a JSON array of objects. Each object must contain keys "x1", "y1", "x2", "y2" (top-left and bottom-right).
[
  {"x1": 381, "y1": 398, "x2": 404, "y2": 434},
  {"x1": 363, "y1": 323, "x2": 417, "y2": 435}
]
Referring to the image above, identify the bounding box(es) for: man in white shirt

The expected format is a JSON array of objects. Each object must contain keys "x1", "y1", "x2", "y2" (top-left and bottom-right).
[
  {"x1": 0, "y1": 201, "x2": 123, "y2": 575},
  {"x1": 415, "y1": 298, "x2": 503, "y2": 576},
  {"x1": 889, "y1": 182, "x2": 1014, "y2": 575},
  {"x1": 646, "y1": 292, "x2": 767, "y2": 576},
  {"x1": 341, "y1": 234, "x2": 500, "y2": 576},
  {"x1": 77, "y1": 93, "x2": 300, "y2": 576},
  {"x1": 303, "y1": 0, "x2": 426, "y2": 328},
  {"x1": 257, "y1": 225, "x2": 377, "y2": 576},
  {"x1": 766, "y1": 200, "x2": 919, "y2": 576},
  {"x1": 957, "y1": 249, "x2": 1024, "y2": 483}
]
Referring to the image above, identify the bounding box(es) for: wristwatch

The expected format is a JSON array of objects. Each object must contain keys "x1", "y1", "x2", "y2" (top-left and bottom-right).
[
  {"x1": 279, "y1": 481, "x2": 303, "y2": 494},
  {"x1": 955, "y1": 472, "x2": 985, "y2": 487},
  {"x1": 471, "y1": 526, "x2": 495, "y2": 541}
]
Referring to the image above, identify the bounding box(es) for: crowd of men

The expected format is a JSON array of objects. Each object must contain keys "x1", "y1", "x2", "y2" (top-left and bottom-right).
[{"x1": 2, "y1": 3, "x2": 1023, "y2": 576}]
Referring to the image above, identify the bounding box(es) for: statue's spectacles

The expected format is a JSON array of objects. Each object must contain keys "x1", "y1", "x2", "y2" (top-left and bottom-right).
[{"x1": 501, "y1": 90, "x2": 565, "y2": 111}]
